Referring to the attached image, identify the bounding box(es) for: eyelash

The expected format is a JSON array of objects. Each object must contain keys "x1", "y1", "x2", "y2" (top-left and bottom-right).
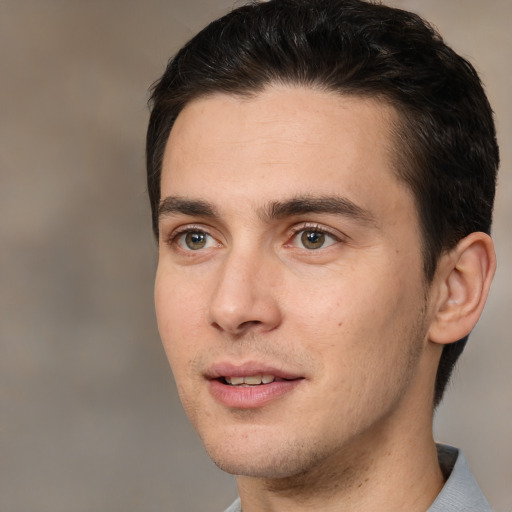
[
  {"x1": 166, "y1": 224, "x2": 213, "y2": 246},
  {"x1": 165, "y1": 222, "x2": 345, "y2": 252},
  {"x1": 287, "y1": 223, "x2": 342, "y2": 248}
]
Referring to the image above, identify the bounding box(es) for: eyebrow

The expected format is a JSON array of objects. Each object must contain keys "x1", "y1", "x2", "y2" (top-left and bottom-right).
[
  {"x1": 158, "y1": 196, "x2": 219, "y2": 219},
  {"x1": 158, "y1": 194, "x2": 376, "y2": 226},
  {"x1": 264, "y1": 195, "x2": 377, "y2": 226}
]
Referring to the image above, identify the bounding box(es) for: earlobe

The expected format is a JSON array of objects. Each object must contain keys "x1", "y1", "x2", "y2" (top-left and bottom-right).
[{"x1": 428, "y1": 232, "x2": 496, "y2": 345}]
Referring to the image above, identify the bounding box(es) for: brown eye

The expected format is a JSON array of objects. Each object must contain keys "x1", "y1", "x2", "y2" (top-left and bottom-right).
[
  {"x1": 177, "y1": 231, "x2": 215, "y2": 251},
  {"x1": 301, "y1": 230, "x2": 326, "y2": 249},
  {"x1": 291, "y1": 229, "x2": 337, "y2": 250}
]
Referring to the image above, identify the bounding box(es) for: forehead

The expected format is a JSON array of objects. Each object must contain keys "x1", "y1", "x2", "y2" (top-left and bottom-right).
[{"x1": 161, "y1": 86, "x2": 409, "y2": 217}]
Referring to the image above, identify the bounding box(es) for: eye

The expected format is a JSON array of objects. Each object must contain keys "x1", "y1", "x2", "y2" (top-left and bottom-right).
[
  {"x1": 291, "y1": 229, "x2": 338, "y2": 250},
  {"x1": 175, "y1": 230, "x2": 217, "y2": 251}
]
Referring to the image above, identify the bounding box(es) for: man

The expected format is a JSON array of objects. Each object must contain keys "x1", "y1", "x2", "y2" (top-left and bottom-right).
[{"x1": 146, "y1": 1, "x2": 499, "y2": 510}]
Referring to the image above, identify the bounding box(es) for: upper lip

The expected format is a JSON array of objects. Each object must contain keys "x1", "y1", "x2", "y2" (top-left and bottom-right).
[{"x1": 205, "y1": 361, "x2": 304, "y2": 380}]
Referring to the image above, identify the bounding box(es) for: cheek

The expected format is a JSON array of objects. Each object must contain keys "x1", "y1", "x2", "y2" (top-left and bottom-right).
[
  {"x1": 290, "y1": 261, "x2": 422, "y2": 360},
  {"x1": 154, "y1": 269, "x2": 204, "y2": 367},
  {"x1": 288, "y1": 269, "x2": 386, "y2": 330}
]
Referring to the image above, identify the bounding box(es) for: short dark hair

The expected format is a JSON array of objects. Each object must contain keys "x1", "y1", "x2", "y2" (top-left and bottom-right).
[{"x1": 146, "y1": 0, "x2": 499, "y2": 405}]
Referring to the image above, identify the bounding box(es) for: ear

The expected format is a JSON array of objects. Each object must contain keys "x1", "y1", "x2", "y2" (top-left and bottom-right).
[{"x1": 428, "y1": 232, "x2": 496, "y2": 345}]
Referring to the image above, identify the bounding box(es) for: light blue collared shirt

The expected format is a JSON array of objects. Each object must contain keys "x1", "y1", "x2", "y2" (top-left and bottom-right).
[{"x1": 428, "y1": 444, "x2": 493, "y2": 511}]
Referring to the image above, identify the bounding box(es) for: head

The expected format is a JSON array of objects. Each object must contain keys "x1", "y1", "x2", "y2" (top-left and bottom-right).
[
  {"x1": 147, "y1": 0, "x2": 499, "y2": 440},
  {"x1": 147, "y1": 0, "x2": 498, "y2": 407}
]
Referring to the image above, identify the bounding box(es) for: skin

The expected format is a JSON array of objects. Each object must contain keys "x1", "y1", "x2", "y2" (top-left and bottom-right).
[{"x1": 154, "y1": 86, "x2": 492, "y2": 511}]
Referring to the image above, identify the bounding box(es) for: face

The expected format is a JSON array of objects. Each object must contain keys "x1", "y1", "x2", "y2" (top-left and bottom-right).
[{"x1": 155, "y1": 87, "x2": 436, "y2": 479}]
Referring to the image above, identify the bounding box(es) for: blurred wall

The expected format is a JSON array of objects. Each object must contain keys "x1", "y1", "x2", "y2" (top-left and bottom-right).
[{"x1": 0, "y1": 1, "x2": 510, "y2": 511}]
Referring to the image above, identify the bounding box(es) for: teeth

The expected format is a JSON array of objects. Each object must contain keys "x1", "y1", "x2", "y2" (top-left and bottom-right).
[
  {"x1": 243, "y1": 375, "x2": 263, "y2": 385},
  {"x1": 224, "y1": 375, "x2": 276, "y2": 386}
]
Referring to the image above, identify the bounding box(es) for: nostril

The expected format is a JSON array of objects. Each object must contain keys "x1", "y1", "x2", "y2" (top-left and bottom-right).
[
  {"x1": 208, "y1": 280, "x2": 282, "y2": 334},
  {"x1": 211, "y1": 319, "x2": 263, "y2": 334},
  {"x1": 239, "y1": 320, "x2": 262, "y2": 329}
]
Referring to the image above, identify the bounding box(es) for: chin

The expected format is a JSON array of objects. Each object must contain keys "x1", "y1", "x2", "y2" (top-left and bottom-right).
[
  {"x1": 200, "y1": 428, "x2": 331, "y2": 479},
  {"x1": 201, "y1": 434, "x2": 281, "y2": 477},
  {"x1": 209, "y1": 450, "x2": 306, "y2": 479}
]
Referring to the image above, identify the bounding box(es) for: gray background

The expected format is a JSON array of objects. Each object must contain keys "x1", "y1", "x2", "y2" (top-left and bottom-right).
[{"x1": 1, "y1": 1, "x2": 510, "y2": 511}]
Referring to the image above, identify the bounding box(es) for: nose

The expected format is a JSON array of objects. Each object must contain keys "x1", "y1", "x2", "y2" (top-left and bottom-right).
[{"x1": 207, "y1": 249, "x2": 282, "y2": 336}]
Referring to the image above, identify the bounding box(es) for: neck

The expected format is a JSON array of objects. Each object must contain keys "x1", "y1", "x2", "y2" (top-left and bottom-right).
[{"x1": 237, "y1": 436, "x2": 442, "y2": 512}]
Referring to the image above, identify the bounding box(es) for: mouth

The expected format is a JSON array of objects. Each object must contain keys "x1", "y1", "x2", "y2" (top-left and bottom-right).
[
  {"x1": 219, "y1": 375, "x2": 294, "y2": 386},
  {"x1": 206, "y1": 363, "x2": 304, "y2": 408},
  {"x1": 206, "y1": 361, "x2": 304, "y2": 384}
]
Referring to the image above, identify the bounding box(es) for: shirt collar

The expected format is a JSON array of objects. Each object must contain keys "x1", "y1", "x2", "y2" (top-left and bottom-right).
[{"x1": 427, "y1": 444, "x2": 493, "y2": 511}]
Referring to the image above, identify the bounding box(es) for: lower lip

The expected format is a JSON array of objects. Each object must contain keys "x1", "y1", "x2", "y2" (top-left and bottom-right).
[{"x1": 208, "y1": 379, "x2": 302, "y2": 409}]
